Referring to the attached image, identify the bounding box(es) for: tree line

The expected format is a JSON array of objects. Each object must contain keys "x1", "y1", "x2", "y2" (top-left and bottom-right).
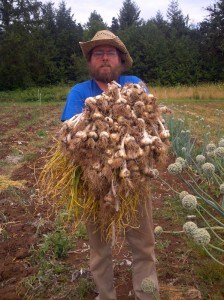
[{"x1": 0, "y1": 0, "x2": 224, "y2": 91}]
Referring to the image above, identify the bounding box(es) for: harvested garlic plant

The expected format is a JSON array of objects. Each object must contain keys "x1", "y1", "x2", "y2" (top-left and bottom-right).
[{"x1": 41, "y1": 81, "x2": 171, "y2": 237}]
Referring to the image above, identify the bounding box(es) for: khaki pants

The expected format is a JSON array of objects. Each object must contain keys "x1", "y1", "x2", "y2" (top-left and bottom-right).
[{"x1": 86, "y1": 199, "x2": 159, "y2": 300}]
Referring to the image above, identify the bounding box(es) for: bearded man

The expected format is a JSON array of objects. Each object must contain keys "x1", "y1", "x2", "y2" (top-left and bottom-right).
[{"x1": 61, "y1": 30, "x2": 159, "y2": 300}]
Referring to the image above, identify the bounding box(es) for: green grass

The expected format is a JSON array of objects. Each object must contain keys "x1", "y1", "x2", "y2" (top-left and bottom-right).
[
  {"x1": 20, "y1": 259, "x2": 70, "y2": 298},
  {"x1": 73, "y1": 278, "x2": 96, "y2": 300},
  {"x1": 156, "y1": 239, "x2": 171, "y2": 251},
  {"x1": 153, "y1": 195, "x2": 186, "y2": 225},
  {"x1": 0, "y1": 84, "x2": 73, "y2": 102},
  {"x1": 1, "y1": 82, "x2": 224, "y2": 103},
  {"x1": 19, "y1": 225, "x2": 74, "y2": 298},
  {"x1": 37, "y1": 229, "x2": 73, "y2": 259},
  {"x1": 74, "y1": 222, "x2": 88, "y2": 240}
]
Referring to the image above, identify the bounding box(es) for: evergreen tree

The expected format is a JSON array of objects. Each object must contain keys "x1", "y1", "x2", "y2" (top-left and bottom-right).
[
  {"x1": 167, "y1": 0, "x2": 189, "y2": 35},
  {"x1": 14, "y1": 0, "x2": 42, "y2": 28},
  {"x1": 110, "y1": 17, "x2": 120, "y2": 33},
  {"x1": 152, "y1": 10, "x2": 168, "y2": 35},
  {"x1": 0, "y1": 0, "x2": 223, "y2": 90},
  {"x1": 119, "y1": 22, "x2": 168, "y2": 84},
  {"x1": 41, "y1": 1, "x2": 56, "y2": 36},
  {"x1": 0, "y1": 0, "x2": 43, "y2": 89},
  {"x1": 118, "y1": 0, "x2": 142, "y2": 30},
  {"x1": 55, "y1": 1, "x2": 82, "y2": 81},
  {"x1": 199, "y1": 0, "x2": 224, "y2": 81},
  {"x1": 83, "y1": 10, "x2": 107, "y2": 40},
  {"x1": 0, "y1": 0, "x2": 15, "y2": 31}
]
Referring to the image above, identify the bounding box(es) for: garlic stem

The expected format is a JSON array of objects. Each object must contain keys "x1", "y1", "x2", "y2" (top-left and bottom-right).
[
  {"x1": 157, "y1": 117, "x2": 170, "y2": 138},
  {"x1": 119, "y1": 160, "x2": 130, "y2": 178},
  {"x1": 111, "y1": 179, "x2": 119, "y2": 212}
]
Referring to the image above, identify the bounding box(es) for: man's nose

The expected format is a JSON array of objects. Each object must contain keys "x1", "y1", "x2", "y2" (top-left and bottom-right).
[{"x1": 102, "y1": 53, "x2": 109, "y2": 59}]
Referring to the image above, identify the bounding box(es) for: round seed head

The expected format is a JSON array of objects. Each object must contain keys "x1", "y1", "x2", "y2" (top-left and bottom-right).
[
  {"x1": 206, "y1": 151, "x2": 215, "y2": 159},
  {"x1": 218, "y1": 138, "x2": 224, "y2": 147},
  {"x1": 154, "y1": 226, "x2": 163, "y2": 236},
  {"x1": 179, "y1": 191, "x2": 189, "y2": 200},
  {"x1": 183, "y1": 221, "x2": 198, "y2": 236},
  {"x1": 192, "y1": 228, "x2": 211, "y2": 246},
  {"x1": 220, "y1": 183, "x2": 224, "y2": 194},
  {"x1": 201, "y1": 162, "x2": 215, "y2": 176},
  {"x1": 141, "y1": 277, "x2": 157, "y2": 293},
  {"x1": 167, "y1": 162, "x2": 182, "y2": 175},
  {"x1": 182, "y1": 194, "x2": 197, "y2": 210},
  {"x1": 195, "y1": 154, "x2": 206, "y2": 164},
  {"x1": 214, "y1": 147, "x2": 224, "y2": 159},
  {"x1": 206, "y1": 143, "x2": 216, "y2": 152},
  {"x1": 175, "y1": 157, "x2": 187, "y2": 168}
]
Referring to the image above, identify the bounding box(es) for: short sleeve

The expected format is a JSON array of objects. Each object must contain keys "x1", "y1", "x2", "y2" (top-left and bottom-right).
[{"x1": 61, "y1": 87, "x2": 85, "y2": 121}]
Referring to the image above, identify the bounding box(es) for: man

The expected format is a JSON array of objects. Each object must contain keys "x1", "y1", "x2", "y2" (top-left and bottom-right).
[
  {"x1": 61, "y1": 30, "x2": 142, "y2": 121},
  {"x1": 61, "y1": 30, "x2": 159, "y2": 300}
]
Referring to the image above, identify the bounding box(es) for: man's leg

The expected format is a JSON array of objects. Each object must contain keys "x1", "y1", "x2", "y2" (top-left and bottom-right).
[
  {"x1": 86, "y1": 221, "x2": 117, "y2": 300},
  {"x1": 125, "y1": 199, "x2": 159, "y2": 300}
]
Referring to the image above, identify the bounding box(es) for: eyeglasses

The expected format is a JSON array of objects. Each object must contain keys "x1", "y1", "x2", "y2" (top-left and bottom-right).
[{"x1": 92, "y1": 50, "x2": 118, "y2": 59}]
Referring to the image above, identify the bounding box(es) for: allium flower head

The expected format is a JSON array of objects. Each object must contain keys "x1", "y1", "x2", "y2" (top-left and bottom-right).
[
  {"x1": 179, "y1": 191, "x2": 189, "y2": 200},
  {"x1": 220, "y1": 183, "x2": 224, "y2": 194},
  {"x1": 206, "y1": 143, "x2": 216, "y2": 152},
  {"x1": 214, "y1": 147, "x2": 224, "y2": 159},
  {"x1": 176, "y1": 157, "x2": 187, "y2": 168},
  {"x1": 218, "y1": 138, "x2": 224, "y2": 147},
  {"x1": 206, "y1": 151, "x2": 215, "y2": 159},
  {"x1": 181, "y1": 147, "x2": 186, "y2": 153},
  {"x1": 141, "y1": 277, "x2": 157, "y2": 293},
  {"x1": 154, "y1": 226, "x2": 163, "y2": 236},
  {"x1": 192, "y1": 228, "x2": 211, "y2": 246},
  {"x1": 201, "y1": 162, "x2": 215, "y2": 176},
  {"x1": 195, "y1": 154, "x2": 206, "y2": 164},
  {"x1": 182, "y1": 194, "x2": 197, "y2": 210},
  {"x1": 183, "y1": 221, "x2": 198, "y2": 236},
  {"x1": 167, "y1": 162, "x2": 182, "y2": 175}
]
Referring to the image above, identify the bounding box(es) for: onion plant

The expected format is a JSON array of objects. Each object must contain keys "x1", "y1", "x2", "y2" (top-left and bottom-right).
[{"x1": 158, "y1": 110, "x2": 224, "y2": 266}]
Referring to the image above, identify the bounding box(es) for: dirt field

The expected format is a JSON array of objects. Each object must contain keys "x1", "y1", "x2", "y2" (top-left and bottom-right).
[{"x1": 0, "y1": 102, "x2": 223, "y2": 300}]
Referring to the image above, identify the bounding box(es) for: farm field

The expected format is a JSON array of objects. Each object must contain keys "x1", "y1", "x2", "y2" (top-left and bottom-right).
[{"x1": 0, "y1": 97, "x2": 223, "y2": 300}]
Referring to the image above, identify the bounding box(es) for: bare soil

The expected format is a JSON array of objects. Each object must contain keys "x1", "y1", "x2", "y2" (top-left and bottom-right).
[{"x1": 0, "y1": 103, "x2": 222, "y2": 300}]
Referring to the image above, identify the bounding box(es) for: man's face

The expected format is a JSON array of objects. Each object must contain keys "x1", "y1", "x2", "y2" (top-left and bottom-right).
[{"x1": 88, "y1": 45, "x2": 124, "y2": 83}]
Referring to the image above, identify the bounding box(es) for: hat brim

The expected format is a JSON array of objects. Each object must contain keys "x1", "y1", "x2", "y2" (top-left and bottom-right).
[{"x1": 79, "y1": 37, "x2": 133, "y2": 72}]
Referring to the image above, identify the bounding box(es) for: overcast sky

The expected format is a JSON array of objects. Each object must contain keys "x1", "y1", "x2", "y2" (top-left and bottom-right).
[{"x1": 47, "y1": 0, "x2": 216, "y2": 25}]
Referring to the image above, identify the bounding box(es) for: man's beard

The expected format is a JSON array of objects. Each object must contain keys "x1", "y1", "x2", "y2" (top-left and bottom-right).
[{"x1": 88, "y1": 63, "x2": 123, "y2": 83}]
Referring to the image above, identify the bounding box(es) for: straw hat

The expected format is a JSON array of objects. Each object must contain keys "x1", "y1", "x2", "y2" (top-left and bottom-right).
[{"x1": 79, "y1": 30, "x2": 133, "y2": 71}]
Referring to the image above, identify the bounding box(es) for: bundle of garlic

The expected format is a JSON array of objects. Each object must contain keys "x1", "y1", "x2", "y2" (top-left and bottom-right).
[{"x1": 40, "y1": 81, "x2": 171, "y2": 238}]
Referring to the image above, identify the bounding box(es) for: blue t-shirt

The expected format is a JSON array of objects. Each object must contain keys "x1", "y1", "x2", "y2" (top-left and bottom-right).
[{"x1": 61, "y1": 75, "x2": 145, "y2": 121}]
